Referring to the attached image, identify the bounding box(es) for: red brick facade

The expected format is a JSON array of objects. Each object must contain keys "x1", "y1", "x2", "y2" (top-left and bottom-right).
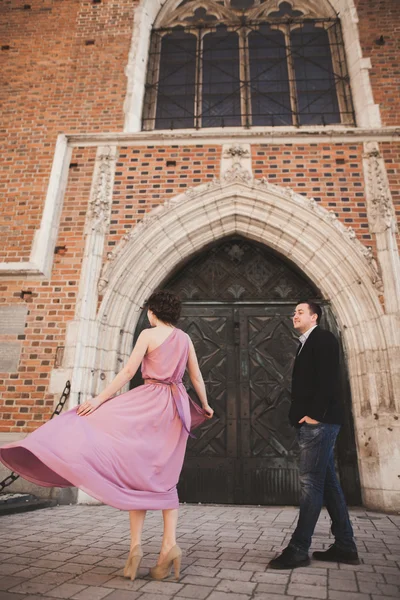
[
  {"x1": 0, "y1": 0, "x2": 399, "y2": 432},
  {"x1": 357, "y1": 0, "x2": 400, "y2": 127}
]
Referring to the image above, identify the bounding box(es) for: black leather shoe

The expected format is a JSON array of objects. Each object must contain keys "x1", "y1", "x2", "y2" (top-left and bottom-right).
[
  {"x1": 312, "y1": 544, "x2": 360, "y2": 565},
  {"x1": 268, "y1": 546, "x2": 310, "y2": 570}
]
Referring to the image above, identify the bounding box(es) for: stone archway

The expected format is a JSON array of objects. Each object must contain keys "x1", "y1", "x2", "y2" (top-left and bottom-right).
[
  {"x1": 131, "y1": 235, "x2": 362, "y2": 506},
  {"x1": 75, "y1": 177, "x2": 398, "y2": 510}
]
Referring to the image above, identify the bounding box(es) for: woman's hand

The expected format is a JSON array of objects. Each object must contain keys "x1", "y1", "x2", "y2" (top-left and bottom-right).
[
  {"x1": 202, "y1": 404, "x2": 214, "y2": 419},
  {"x1": 77, "y1": 397, "x2": 104, "y2": 417}
]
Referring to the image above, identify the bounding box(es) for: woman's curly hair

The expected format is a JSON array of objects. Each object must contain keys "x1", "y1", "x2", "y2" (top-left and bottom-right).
[{"x1": 144, "y1": 290, "x2": 181, "y2": 325}]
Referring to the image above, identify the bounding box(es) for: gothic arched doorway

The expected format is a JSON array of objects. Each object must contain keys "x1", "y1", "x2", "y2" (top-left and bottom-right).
[{"x1": 132, "y1": 236, "x2": 361, "y2": 506}]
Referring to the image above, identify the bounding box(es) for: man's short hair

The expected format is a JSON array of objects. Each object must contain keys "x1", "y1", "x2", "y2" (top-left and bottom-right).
[{"x1": 299, "y1": 300, "x2": 322, "y2": 324}]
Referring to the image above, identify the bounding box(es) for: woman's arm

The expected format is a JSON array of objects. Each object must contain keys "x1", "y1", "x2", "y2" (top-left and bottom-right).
[
  {"x1": 186, "y1": 339, "x2": 213, "y2": 419},
  {"x1": 77, "y1": 330, "x2": 150, "y2": 416}
]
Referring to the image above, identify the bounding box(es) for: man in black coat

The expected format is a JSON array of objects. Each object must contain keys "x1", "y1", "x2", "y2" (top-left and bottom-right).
[{"x1": 269, "y1": 301, "x2": 359, "y2": 569}]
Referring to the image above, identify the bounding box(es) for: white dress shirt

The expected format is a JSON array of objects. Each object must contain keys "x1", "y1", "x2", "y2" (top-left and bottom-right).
[{"x1": 297, "y1": 325, "x2": 318, "y2": 355}]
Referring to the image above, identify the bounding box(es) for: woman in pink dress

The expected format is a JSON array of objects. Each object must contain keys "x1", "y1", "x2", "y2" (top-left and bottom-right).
[{"x1": 0, "y1": 290, "x2": 214, "y2": 582}]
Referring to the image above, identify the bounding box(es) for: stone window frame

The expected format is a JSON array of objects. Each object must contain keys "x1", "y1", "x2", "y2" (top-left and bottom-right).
[
  {"x1": 124, "y1": 0, "x2": 381, "y2": 132},
  {"x1": 142, "y1": 0, "x2": 354, "y2": 130}
]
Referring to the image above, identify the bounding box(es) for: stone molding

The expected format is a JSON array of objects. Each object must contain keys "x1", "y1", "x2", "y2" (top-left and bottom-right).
[
  {"x1": 2, "y1": 129, "x2": 399, "y2": 282},
  {"x1": 95, "y1": 178, "x2": 394, "y2": 414},
  {"x1": 0, "y1": 135, "x2": 71, "y2": 279},
  {"x1": 86, "y1": 147, "x2": 117, "y2": 235},
  {"x1": 67, "y1": 146, "x2": 118, "y2": 407},
  {"x1": 363, "y1": 141, "x2": 397, "y2": 235},
  {"x1": 99, "y1": 177, "x2": 383, "y2": 296},
  {"x1": 69, "y1": 127, "x2": 400, "y2": 147},
  {"x1": 156, "y1": 0, "x2": 337, "y2": 29},
  {"x1": 363, "y1": 141, "x2": 400, "y2": 317}
]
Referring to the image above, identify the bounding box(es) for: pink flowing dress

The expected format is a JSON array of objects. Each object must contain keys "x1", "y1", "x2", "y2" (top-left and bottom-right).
[{"x1": 0, "y1": 328, "x2": 206, "y2": 510}]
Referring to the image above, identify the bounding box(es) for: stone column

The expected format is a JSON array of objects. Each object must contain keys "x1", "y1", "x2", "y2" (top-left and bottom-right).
[
  {"x1": 360, "y1": 141, "x2": 400, "y2": 510},
  {"x1": 363, "y1": 142, "x2": 400, "y2": 314},
  {"x1": 66, "y1": 145, "x2": 118, "y2": 407}
]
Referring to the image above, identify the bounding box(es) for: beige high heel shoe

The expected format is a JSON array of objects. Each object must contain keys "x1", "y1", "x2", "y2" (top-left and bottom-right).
[
  {"x1": 123, "y1": 544, "x2": 143, "y2": 581},
  {"x1": 149, "y1": 544, "x2": 182, "y2": 581}
]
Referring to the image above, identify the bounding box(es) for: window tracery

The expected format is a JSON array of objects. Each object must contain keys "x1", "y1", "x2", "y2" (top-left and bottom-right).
[{"x1": 143, "y1": 0, "x2": 354, "y2": 129}]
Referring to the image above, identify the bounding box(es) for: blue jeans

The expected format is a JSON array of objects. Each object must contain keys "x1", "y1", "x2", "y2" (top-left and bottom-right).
[{"x1": 289, "y1": 422, "x2": 357, "y2": 555}]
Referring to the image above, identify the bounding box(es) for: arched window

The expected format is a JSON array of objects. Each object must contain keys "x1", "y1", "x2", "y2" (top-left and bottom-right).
[{"x1": 143, "y1": 0, "x2": 354, "y2": 130}]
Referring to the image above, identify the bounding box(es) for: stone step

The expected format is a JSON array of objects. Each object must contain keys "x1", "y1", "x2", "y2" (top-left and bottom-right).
[{"x1": 0, "y1": 492, "x2": 56, "y2": 515}]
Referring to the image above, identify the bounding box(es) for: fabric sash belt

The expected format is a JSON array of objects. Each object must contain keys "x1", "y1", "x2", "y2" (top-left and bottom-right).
[{"x1": 144, "y1": 379, "x2": 195, "y2": 438}]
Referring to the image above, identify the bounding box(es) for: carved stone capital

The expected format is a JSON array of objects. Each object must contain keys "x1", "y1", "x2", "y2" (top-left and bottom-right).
[
  {"x1": 86, "y1": 146, "x2": 118, "y2": 235},
  {"x1": 223, "y1": 166, "x2": 252, "y2": 184},
  {"x1": 362, "y1": 141, "x2": 396, "y2": 234},
  {"x1": 220, "y1": 143, "x2": 252, "y2": 184}
]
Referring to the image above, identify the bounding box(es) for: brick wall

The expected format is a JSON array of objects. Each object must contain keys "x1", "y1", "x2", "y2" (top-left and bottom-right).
[
  {"x1": 0, "y1": 147, "x2": 96, "y2": 432},
  {"x1": 252, "y1": 144, "x2": 373, "y2": 250},
  {"x1": 0, "y1": 0, "x2": 136, "y2": 261},
  {"x1": 357, "y1": 0, "x2": 400, "y2": 126},
  {"x1": 107, "y1": 146, "x2": 222, "y2": 250}
]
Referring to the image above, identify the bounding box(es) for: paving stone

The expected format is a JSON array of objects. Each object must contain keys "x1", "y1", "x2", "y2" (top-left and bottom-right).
[
  {"x1": 182, "y1": 565, "x2": 220, "y2": 578},
  {"x1": 0, "y1": 577, "x2": 27, "y2": 592},
  {"x1": 287, "y1": 582, "x2": 327, "y2": 598},
  {"x1": 328, "y1": 592, "x2": 371, "y2": 600},
  {"x1": 0, "y1": 593, "x2": 27, "y2": 600},
  {"x1": 255, "y1": 582, "x2": 287, "y2": 595},
  {"x1": 71, "y1": 573, "x2": 115, "y2": 586},
  {"x1": 1, "y1": 505, "x2": 399, "y2": 600},
  {"x1": 101, "y1": 576, "x2": 146, "y2": 590},
  {"x1": 192, "y1": 559, "x2": 219, "y2": 568},
  {"x1": 43, "y1": 582, "x2": 88, "y2": 598},
  {"x1": 70, "y1": 586, "x2": 111, "y2": 600},
  {"x1": 290, "y1": 572, "x2": 327, "y2": 586},
  {"x1": 372, "y1": 583, "x2": 399, "y2": 596},
  {"x1": 216, "y1": 569, "x2": 253, "y2": 581},
  {"x1": 9, "y1": 566, "x2": 49, "y2": 579},
  {"x1": 139, "y1": 580, "x2": 184, "y2": 594},
  {"x1": 0, "y1": 564, "x2": 26, "y2": 576},
  {"x1": 30, "y1": 571, "x2": 75, "y2": 585},
  {"x1": 207, "y1": 592, "x2": 250, "y2": 600},
  {"x1": 56, "y1": 564, "x2": 94, "y2": 575},
  {"x1": 180, "y1": 574, "x2": 219, "y2": 587},
  {"x1": 254, "y1": 595, "x2": 293, "y2": 600},
  {"x1": 100, "y1": 591, "x2": 143, "y2": 600},
  {"x1": 89, "y1": 566, "x2": 119, "y2": 575},
  {"x1": 176, "y1": 584, "x2": 211, "y2": 599},
  {"x1": 215, "y1": 579, "x2": 256, "y2": 594},
  {"x1": 251, "y1": 572, "x2": 289, "y2": 584},
  {"x1": 328, "y1": 576, "x2": 358, "y2": 591},
  {"x1": 137, "y1": 594, "x2": 174, "y2": 600},
  {"x1": 383, "y1": 573, "x2": 400, "y2": 585},
  {"x1": 329, "y1": 569, "x2": 356, "y2": 579},
  {"x1": 240, "y1": 562, "x2": 266, "y2": 572},
  {"x1": 8, "y1": 580, "x2": 59, "y2": 595},
  {"x1": 4, "y1": 556, "x2": 34, "y2": 567}
]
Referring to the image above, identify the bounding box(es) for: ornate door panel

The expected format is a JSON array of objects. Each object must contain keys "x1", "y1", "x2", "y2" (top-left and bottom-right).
[
  {"x1": 178, "y1": 307, "x2": 237, "y2": 504},
  {"x1": 237, "y1": 307, "x2": 301, "y2": 504}
]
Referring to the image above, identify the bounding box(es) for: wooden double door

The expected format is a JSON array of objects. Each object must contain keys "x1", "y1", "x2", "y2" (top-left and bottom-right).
[{"x1": 132, "y1": 237, "x2": 361, "y2": 505}]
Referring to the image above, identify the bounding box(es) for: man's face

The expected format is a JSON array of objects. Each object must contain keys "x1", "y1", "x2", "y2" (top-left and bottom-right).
[{"x1": 293, "y1": 303, "x2": 317, "y2": 334}]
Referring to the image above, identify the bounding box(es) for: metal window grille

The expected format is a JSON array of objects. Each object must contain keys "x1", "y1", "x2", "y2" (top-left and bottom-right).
[{"x1": 143, "y1": 2, "x2": 355, "y2": 130}]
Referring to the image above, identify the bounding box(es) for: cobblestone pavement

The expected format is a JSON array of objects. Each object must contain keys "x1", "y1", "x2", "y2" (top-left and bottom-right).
[{"x1": 0, "y1": 504, "x2": 399, "y2": 600}]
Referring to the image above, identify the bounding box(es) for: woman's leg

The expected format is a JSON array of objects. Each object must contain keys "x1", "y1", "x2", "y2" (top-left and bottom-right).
[
  {"x1": 129, "y1": 510, "x2": 146, "y2": 549},
  {"x1": 158, "y1": 508, "x2": 179, "y2": 563}
]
